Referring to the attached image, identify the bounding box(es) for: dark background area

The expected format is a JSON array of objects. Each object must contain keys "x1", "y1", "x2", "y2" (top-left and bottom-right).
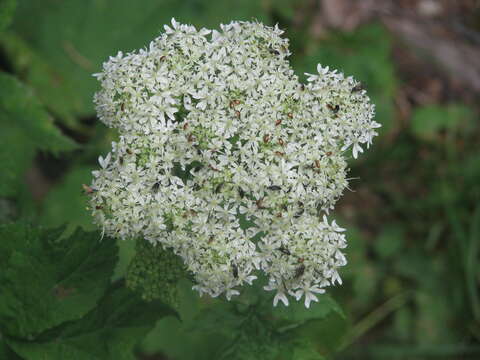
[{"x1": 1, "y1": 0, "x2": 479, "y2": 359}]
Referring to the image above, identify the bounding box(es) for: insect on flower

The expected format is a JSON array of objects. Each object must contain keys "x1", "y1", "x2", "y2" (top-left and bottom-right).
[
  {"x1": 279, "y1": 245, "x2": 291, "y2": 256},
  {"x1": 327, "y1": 104, "x2": 340, "y2": 114},
  {"x1": 152, "y1": 182, "x2": 160, "y2": 193},
  {"x1": 232, "y1": 263, "x2": 239, "y2": 278},
  {"x1": 82, "y1": 184, "x2": 95, "y2": 194},
  {"x1": 294, "y1": 264, "x2": 305, "y2": 279},
  {"x1": 351, "y1": 83, "x2": 365, "y2": 92}
]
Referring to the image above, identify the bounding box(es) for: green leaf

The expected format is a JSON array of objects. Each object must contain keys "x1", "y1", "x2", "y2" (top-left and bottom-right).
[
  {"x1": 141, "y1": 279, "x2": 214, "y2": 360},
  {"x1": 40, "y1": 165, "x2": 96, "y2": 232},
  {"x1": 0, "y1": 223, "x2": 118, "y2": 338},
  {"x1": 218, "y1": 317, "x2": 283, "y2": 360},
  {"x1": 0, "y1": 72, "x2": 77, "y2": 196},
  {"x1": 291, "y1": 308, "x2": 348, "y2": 355},
  {"x1": 270, "y1": 295, "x2": 347, "y2": 354},
  {"x1": 0, "y1": 0, "x2": 16, "y2": 32},
  {"x1": 143, "y1": 277, "x2": 342, "y2": 360},
  {"x1": 271, "y1": 294, "x2": 345, "y2": 329},
  {"x1": 290, "y1": 339, "x2": 326, "y2": 360},
  {"x1": 293, "y1": 24, "x2": 396, "y2": 134},
  {"x1": 6, "y1": 283, "x2": 177, "y2": 360},
  {"x1": 0, "y1": 339, "x2": 22, "y2": 360},
  {"x1": 410, "y1": 104, "x2": 474, "y2": 141},
  {"x1": 8, "y1": 0, "x2": 269, "y2": 122}
]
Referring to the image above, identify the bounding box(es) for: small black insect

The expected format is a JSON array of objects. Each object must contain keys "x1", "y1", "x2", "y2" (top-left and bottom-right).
[
  {"x1": 269, "y1": 48, "x2": 280, "y2": 55},
  {"x1": 294, "y1": 209, "x2": 304, "y2": 218},
  {"x1": 294, "y1": 264, "x2": 305, "y2": 279},
  {"x1": 351, "y1": 83, "x2": 365, "y2": 93},
  {"x1": 215, "y1": 182, "x2": 224, "y2": 193},
  {"x1": 279, "y1": 245, "x2": 291, "y2": 256},
  {"x1": 256, "y1": 198, "x2": 266, "y2": 209},
  {"x1": 238, "y1": 187, "x2": 245, "y2": 199},
  {"x1": 267, "y1": 185, "x2": 281, "y2": 191},
  {"x1": 82, "y1": 184, "x2": 95, "y2": 194},
  {"x1": 327, "y1": 104, "x2": 340, "y2": 114},
  {"x1": 232, "y1": 263, "x2": 239, "y2": 279},
  {"x1": 152, "y1": 182, "x2": 160, "y2": 193}
]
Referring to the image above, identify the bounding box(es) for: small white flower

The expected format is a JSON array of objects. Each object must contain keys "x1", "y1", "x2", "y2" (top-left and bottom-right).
[
  {"x1": 226, "y1": 289, "x2": 240, "y2": 301},
  {"x1": 352, "y1": 142, "x2": 364, "y2": 159},
  {"x1": 273, "y1": 291, "x2": 289, "y2": 307},
  {"x1": 295, "y1": 285, "x2": 325, "y2": 308},
  {"x1": 98, "y1": 153, "x2": 111, "y2": 169}
]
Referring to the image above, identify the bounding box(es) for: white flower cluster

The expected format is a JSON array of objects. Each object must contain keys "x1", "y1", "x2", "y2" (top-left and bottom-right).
[{"x1": 90, "y1": 19, "x2": 380, "y2": 308}]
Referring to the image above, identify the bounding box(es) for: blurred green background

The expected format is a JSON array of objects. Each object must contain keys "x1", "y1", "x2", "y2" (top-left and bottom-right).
[{"x1": 1, "y1": 0, "x2": 479, "y2": 359}]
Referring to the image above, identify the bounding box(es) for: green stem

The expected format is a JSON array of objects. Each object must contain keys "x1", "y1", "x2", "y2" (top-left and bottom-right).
[{"x1": 341, "y1": 291, "x2": 412, "y2": 350}]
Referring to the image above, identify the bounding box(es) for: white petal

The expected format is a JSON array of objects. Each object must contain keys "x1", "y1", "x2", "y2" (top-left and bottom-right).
[
  {"x1": 171, "y1": 18, "x2": 178, "y2": 29},
  {"x1": 304, "y1": 292, "x2": 319, "y2": 308},
  {"x1": 273, "y1": 292, "x2": 289, "y2": 307}
]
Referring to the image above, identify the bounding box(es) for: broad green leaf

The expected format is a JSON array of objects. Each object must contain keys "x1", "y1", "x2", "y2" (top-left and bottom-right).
[
  {"x1": 9, "y1": 0, "x2": 269, "y2": 122},
  {"x1": 0, "y1": 223, "x2": 118, "y2": 338},
  {"x1": 270, "y1": 295, "x2": 347, "y2": 354},
  {"x1": 0, "y1": 339, "x2": 22, "y2": 360},
  {"x1": 290, "y1": 339, "x2": 326, "y2": 360},
  {"x1": 218, "y1": 317, "x2": 283, "y2": 360},
  {"x1": 40, "y1": 165, "x2": 96, "y2": 232},
  {"x1": 291, "y1": 308, "x2": 348, "y2": 355},
  {"x1": 144, "y1": 315, "x2": 232, "y2": 360},
  {"x1": 112, "y1": 238, "x2": 136, "y2": 281},
  {"x1": 142, "y1": 280, "x2": 228, "y2": 360},
  {"x1": 0, "y1": 32, "x2": 85, "y2": 127},
  {"x1": 143, "y1": 277, "x2": 342, "y2": 359},
  {"x1": 293, "y1": 24, "x2": 396, "y2": 134},
  {"x1": 187, "y1": 300, "x2": 285, "y2": 360},
  {"x1": 6, "y1": 283, "x2": 177, "y2": 360},
  {"x1": 410, "y1": 104, "x2": 474, "y2": 141},
  {"x1": 0, "y1": 0, "x2": 15, "y2": 32},
  {"x1": 0, "y1": 72, "x2": 76, "y2": 196},
  {"x1": 270, "y1": 294, "x2": 345, "y2": 329}
]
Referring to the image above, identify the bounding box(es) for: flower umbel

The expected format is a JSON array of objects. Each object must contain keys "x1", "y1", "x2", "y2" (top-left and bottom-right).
[{"x1": 89, "y1": 19, "x2": 380, "y2": 307}]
